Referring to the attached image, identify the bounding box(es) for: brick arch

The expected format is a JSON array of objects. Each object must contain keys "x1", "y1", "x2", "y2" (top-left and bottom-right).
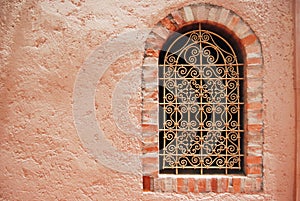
[{"x1": 142, "y1": 4, "x2": 263, "y2": 193}]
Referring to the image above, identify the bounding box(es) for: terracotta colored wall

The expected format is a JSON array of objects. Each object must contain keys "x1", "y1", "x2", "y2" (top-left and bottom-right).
[
  {"x1": 295, "y1": 0, "x2": 300, "y2": 199},
  {"x1": 0, "y1": 0, "x2": 296, "y2": 200}
]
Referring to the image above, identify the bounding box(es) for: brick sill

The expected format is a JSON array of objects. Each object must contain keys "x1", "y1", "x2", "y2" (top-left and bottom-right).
[{"x1": 143, "y1": 174, "x2": 262, "y2": 193}]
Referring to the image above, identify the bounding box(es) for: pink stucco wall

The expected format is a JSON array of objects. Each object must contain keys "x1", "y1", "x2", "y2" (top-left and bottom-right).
[
  {"x1": 0, "y1": 0, "x2": 297, "y2": 200},
  {"x1": 295, "y1": 0, "x2": 300, "y2": 199}
]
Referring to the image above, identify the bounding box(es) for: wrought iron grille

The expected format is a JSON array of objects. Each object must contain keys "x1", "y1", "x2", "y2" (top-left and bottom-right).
[{"x1": 159, "y1": 23, "x2": 244, "y2": 175}]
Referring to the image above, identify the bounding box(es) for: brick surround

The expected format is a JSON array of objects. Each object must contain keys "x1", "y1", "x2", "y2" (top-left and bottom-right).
[{"x1": 142, "y1": 4, "x2": 263, "y2": 194}]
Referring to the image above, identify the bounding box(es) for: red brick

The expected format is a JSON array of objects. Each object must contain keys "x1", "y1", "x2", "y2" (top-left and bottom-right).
[
  {"x1": 247, "y1": 91, "x2": 263, "y2": 102},
  {"x1": 227, "y1": 16, "x2": 240, "y2": 30},
  {"x1": 143, "y1": 91, "x2": 158, "y2": 101},
  {"x1": 143, "y1": 134, "x2": 157, "y2": 143},
  {"x1": 220, "y1": 178, "x2": 229, "y2": 192},
  {"x1": 171, "y1": 10, "x2": 185, "y2": 26},
  {"x1": 154, "y1": 178, "x2": 163, "y2": 192},
  {"x1": 145, "y1": 48, "x2": 159, "y2": 57},
  {"x1": 247, "y1": 165, "x2": 262, "y2": 175},
  {"x1": 235, "y1": 21, "x2": 250, "y2": 38},
  {"x1": 160, "y1": 179, "x2": 166, "y2": 192},
  {"x1": 141, "y1": 124, "x2": 158, "y2": 133},
  {"x1": 192, "y1": 5, "x2": 209, "y2": 21},
  {"x1": 208, "y1": 7, "x2": 219, "y2": 21},
  {"x1": 246, "y1": 134, "x2": 263, "y2": 145},
  {"x1": 161, "y1": 17, "x2": 177, "y2": 31},
  {"x1": 150, "y1": 170, "x2": 159, "y2": 178},
  {"x1": 143, "y1": 101, "x2": 157, "y2": 110},
  {"x1": 242, "y1": 34, "x2": 257, "y2": 46},
  {"x1": 246, "y1": 102, "x2": 263, "y2": 111},
  {"x1": 247, "y1": 79, "x2": 262, "y2": 91},
  {"x1": 246, "y1": 156, "x2": 262, "y2": 165},
  {"x1": 143, "y1": 176, "x2": 152, "y2": 191},
  {"x1": 218, "y1": 7, "x2": 230, "y2": 25},
  {"x1": 247, "y1": 146, "x2": 262, "y2": 156},
  {"x1": 177, "y1": 178, "x2": 185, "y2": 193},
  {"x1": 142, "y1": 157, "x2": 158, "y2": 164},
  {"x1": 247, "y1": 124, "x2": 263, "y2": 132},
  {"x1": 211, "y1": 178, "x2": 218, "y2": 192},
  {"x1": 198, "y1": 178, "x2": 206, "y2": 192},
  {"x1": 162, "y1": 178, "x2": 174, "y2": 192},
  {"x1": 256, "y1": 177, "x2": 263, "y2": 191},
  {"x1": 247, "y1": 57, "x2": 262, "y2": 65},
  {"x1": 142, "y1": 109, "x2": 157, "y2": 123},
  {"x1": 143, "y1": 145, "x2": 158, "y2": 153},
  {"x1": 247, "y1": 66, "x2": 263, "y2": 78},
  {"x1": 188, "y1": 178, "x2": 195, "y2": 193},
  {"x1": 248, "y1": 110, "x2": 263, "y2": 124},
  {"x1": 244, "y1": 178, "x2": 255, "y2": 193},
  {"x1": 183, "y1": 6, "x2": 194, "y2": 21},
  {"x1": 232, "y1": 178, "x2": 241, "y2": 193},
  {"x1": 143, "y1": 76, "x2": 157, "y2": 83}
]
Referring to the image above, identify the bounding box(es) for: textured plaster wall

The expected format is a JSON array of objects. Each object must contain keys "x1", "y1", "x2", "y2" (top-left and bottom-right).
[{"x1": 0, "y1": 0, "x2": 296, "y2": 200}]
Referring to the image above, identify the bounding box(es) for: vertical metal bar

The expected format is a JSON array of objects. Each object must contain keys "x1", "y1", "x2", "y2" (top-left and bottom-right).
[
  {"x1": 199, "y1": 24, "x2": 204, "y2": 174},
  {"x1": 163, "y1": 64, "x2": 166, "y2": 171},
  {"x1": 237, "y1": 63, "x2": 241, "y2": 171},
  {"x1": 225, "y1": 65, "x2": 228, "y2": 175},
  {"x1": 175, "y1": 63, "x2": 178, "y2": 175}
]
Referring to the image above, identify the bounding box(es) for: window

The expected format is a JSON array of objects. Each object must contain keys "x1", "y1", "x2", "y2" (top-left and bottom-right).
[
  {"x1": 159, "y1": 23, "x2": 244, "y2": 175},
  {"x1": 142, "y1": 4, "x2": 263, "y2": 193}
]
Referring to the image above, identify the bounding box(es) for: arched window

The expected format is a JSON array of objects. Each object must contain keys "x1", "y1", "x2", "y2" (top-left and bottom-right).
[{"x1": 159, "y1": 22, "x2": 244, "y2": 175}]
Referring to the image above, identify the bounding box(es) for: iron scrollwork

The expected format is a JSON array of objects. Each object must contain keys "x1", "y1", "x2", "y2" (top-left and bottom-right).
[{"x1": 159, "y1": 24, "x2": 244, "y2": 174}]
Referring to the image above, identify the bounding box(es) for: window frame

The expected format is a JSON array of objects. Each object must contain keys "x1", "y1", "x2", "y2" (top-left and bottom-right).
[{"x1": 142, "y1": 4, "x2": 263, "y2": 193}]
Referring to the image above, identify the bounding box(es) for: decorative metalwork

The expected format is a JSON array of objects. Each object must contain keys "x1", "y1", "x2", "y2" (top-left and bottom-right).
[{"x1": 159, "y1": 24, "x2": 244, "y2": 174}]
